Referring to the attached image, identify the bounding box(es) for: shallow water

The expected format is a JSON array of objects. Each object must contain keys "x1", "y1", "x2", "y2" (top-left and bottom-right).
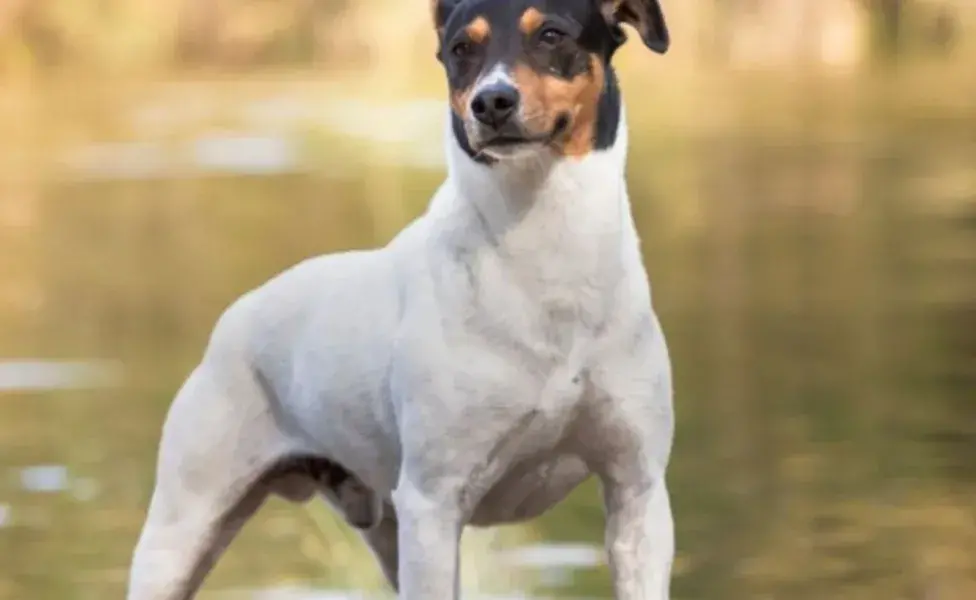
[{"x1": 0, "y1": 78, "x2": 973, "y2": 599}]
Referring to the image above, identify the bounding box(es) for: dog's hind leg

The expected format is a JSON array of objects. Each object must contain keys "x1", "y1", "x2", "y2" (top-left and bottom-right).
[
  {"x1": 360, "y1": 504, "x2": 399, "y2": 591},
  {"x1": 272, "y1": 458, "x2": 399, "y2": 591},
  {"x1": 126, "y1": 366, "x2": 286, "y2": 600}
]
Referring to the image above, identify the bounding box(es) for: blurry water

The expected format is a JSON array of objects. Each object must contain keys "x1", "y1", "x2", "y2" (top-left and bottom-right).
[{"x1": 0, "y1": 78, "x2": 973, "y2": 600}]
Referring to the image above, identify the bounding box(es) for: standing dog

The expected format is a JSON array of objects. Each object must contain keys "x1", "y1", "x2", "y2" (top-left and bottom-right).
[{"x1": 127, "y1": 0, "x2": 675, "y2": 598}]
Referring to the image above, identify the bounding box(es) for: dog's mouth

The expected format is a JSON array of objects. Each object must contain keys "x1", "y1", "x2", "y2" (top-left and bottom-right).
[{"x1": 474, "y1": 113, "x2": 571, "y2": 154}]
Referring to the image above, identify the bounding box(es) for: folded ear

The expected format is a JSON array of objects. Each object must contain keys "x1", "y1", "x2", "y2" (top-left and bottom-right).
[
  {"x1": 600, "y1": 0, "x2": 669, "y2": 54},
  {"x1": 432, "y1": 0, "x2": 462, "y2": 62},
  {"x1": 432, "y1": 0, "x2": 462, "y2": 35}
]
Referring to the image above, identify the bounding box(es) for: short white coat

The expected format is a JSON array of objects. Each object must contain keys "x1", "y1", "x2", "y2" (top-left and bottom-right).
[{"x1": 126, "y1": 105, "x2": 675, "y2": 600}]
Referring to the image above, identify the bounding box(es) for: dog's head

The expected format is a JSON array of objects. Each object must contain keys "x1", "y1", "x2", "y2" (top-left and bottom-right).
[{"x1": 432, "y1": 0, "x2": 668, "y2": 164}]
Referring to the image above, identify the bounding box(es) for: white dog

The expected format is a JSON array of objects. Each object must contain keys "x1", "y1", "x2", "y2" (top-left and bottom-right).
[{"x1": 127, "y1": 0, "x2": 675, "y2": 598}]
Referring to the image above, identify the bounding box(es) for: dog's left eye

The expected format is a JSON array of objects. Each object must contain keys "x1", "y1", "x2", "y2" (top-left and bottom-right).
[
  {"x1": 451, "y1": 41, "x2": 475, "y2": 59},
  {"x1": 537, "y1": 27, "x2": 566, "y2": 47}
]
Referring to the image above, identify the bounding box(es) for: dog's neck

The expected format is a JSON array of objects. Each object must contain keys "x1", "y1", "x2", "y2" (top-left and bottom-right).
[{"x1": 442, "y1": 106, "x2": 632, "y2": 251}]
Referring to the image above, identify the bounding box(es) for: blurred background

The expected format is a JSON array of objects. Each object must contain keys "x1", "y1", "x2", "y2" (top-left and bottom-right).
[{"x1": 0, "y1": 0, "x2": 974, "y2": 598}]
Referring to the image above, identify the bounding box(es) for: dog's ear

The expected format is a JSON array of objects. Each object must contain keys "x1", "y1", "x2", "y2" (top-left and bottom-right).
[
  {"x1": 599, "y1": 0, "x2": 669, "y2": 54},
  {"x1": 432, "y1": 0, "x2": 461, "y2": 35},
  {"x1": 432, "y1": 0, "x2": 462, "y2": 62}
]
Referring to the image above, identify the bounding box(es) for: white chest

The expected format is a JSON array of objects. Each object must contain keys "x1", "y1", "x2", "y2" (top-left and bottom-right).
[{"x1": 453, "y1": 184, "x2": 627, "y2": 359}]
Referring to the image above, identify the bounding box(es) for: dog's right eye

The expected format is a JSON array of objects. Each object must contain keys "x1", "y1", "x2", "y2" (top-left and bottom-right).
[
  {"x1": 451, "y1": 41, "x2": 475, "y2": 59},
  {"x1": 537, "y1": 27, "x2": 567, "y2": 47}
]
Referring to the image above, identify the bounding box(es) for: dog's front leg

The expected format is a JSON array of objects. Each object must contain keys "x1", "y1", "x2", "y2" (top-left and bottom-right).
[
  {"x1": 591, "y1": 325, "x2": 676, "y2": 600},
  {"x1": 601, "y1": 470, "x2": 675, "y2": 600},
  {"x1": 391, "y1": 476, "x2": 464, "y2": 599},
  {"x1": 389, "y1": 336, "x2": 525, "y2": 598}
]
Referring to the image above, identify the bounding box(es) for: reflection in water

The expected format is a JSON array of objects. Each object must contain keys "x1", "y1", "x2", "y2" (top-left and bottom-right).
[
  {"x1": 499, "y1": 543, "x2": 604, "y2": 588},
  {"x1": 0, "y1": 78, "x2": 973, "y2": 599},
  {"x1": 18, "y1": 465, "x2": 70, "y2": 493},
  {"x1": 57, "y1": 97, "x2": 447, "y2": 181},
  {"x1": 0, "y1": 360, "x2": 122, "y2": 392},
  {"x1": 218, "y1": 587, "x2": 547, "y2": 600}
]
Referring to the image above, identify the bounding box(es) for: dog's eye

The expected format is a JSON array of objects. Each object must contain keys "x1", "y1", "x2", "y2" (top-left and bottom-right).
[
  {"x1": 537, "y1": 27, "x2": 566, "y2": 47},
  {"x1": 451, "y1": 41, "x2": 475, "y2": 59}
]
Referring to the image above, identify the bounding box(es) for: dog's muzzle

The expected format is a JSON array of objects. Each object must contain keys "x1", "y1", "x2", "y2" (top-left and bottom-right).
[{"x1": 470, "y1": 119, "x2": 571, "y2": 156}]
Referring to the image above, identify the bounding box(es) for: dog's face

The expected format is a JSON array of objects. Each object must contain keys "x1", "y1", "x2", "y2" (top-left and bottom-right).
[{"x1": 432, "y1": 0, "x2": 668, "y2": 163}]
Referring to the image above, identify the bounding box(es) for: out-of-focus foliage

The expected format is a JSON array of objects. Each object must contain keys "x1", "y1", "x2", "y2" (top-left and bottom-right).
[
  {"x1": 0, "y1": 0, "x2": 973, "y2": 76},
  {"x1": 0, "y1": 0, "x2": 353, "y2": 74}
]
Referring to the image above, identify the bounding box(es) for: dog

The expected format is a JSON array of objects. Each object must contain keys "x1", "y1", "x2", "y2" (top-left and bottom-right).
[{"x1": 126, "y1": 0, "x2": 675, "y2": 598}]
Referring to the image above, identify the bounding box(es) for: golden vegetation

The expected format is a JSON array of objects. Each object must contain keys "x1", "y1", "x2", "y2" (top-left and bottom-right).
[{"x1": 1, "y1": 0, "x2": 973, "y2": 79}]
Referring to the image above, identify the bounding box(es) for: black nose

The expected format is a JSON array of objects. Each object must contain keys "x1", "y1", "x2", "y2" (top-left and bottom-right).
[{"x1": 470, "y1": 84, "x2": 519, "y2": 128}]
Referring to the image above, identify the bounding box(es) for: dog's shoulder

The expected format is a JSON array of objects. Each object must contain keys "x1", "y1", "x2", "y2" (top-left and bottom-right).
[{"x1": 200, "y1": 249, "x2": 398, "y2": 367}]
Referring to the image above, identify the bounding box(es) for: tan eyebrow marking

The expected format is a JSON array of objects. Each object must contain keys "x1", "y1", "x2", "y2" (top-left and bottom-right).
[
  {"x1": 465, "y1": 16, "x2": 491, "y2": 43},
  {"x1": 519, "y1": 7, "x2": 545, "y2": 34}
]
